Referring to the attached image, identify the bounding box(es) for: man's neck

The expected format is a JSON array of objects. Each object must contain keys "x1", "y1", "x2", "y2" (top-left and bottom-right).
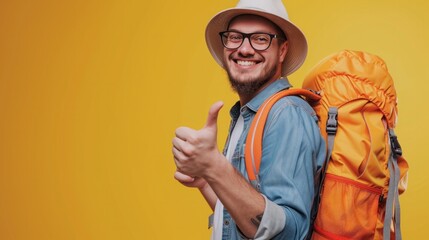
[{"x1": 238, "y1": 77, "x2": 281, "y2": 106}]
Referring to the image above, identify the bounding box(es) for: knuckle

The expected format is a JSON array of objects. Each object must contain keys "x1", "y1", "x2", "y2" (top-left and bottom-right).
[
  {"x1": 181, "y1": 144, "x2": 195, "y2": 156},
  {"x1": 186, "y1": 133, "x2": 197, "y2": 143}
]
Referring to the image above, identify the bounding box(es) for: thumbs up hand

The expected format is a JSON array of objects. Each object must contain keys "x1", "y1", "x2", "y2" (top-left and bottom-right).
[{"x1": 172, "y1": 101, "x2": 225, "y2": 178}]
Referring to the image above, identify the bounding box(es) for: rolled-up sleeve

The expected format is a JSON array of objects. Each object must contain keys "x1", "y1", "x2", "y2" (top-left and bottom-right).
[{"x1": 253, "y1": 194, "x2": 286, "y2": 239}]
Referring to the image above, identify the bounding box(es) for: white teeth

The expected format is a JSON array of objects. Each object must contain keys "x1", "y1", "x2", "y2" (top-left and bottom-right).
[{"x1": 237, "y1": 60, "x2": 256, "y2": 66}]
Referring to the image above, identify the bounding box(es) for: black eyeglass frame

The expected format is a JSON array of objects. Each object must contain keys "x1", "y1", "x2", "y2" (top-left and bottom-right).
[{"x1": 219, "y1": 30, "x2": 286, "y2": 51}]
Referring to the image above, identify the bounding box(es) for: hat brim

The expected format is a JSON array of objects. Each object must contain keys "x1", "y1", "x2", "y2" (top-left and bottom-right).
[{"x1": 205, "y1": 8, "x2": 308, "y2": 76}]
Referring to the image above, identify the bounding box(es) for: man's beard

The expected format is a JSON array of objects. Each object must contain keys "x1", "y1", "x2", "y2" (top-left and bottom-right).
[{"x1": 226, "y1": 63, "x2": 278, "y2": 96}]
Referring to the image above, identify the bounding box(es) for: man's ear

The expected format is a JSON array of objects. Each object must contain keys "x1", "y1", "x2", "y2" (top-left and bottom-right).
[{"x1": 279, "y1": 41, "x2": 288, "y2": 63}]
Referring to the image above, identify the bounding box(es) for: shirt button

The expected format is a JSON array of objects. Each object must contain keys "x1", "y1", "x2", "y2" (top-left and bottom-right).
[{"x1": 224, "y1": 219, "x2": 230, "y2": 226}]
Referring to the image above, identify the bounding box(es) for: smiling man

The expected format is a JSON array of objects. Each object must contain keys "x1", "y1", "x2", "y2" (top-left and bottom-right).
[
  {"x1": 172, "y1": 0, "x2": 325, "y2": 239},
  {"x1": 221, "y1": 15, "x2": 288, "y2": 104}
]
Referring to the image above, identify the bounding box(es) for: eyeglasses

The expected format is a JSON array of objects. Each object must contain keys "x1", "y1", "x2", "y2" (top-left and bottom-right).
[{"x1": 219, "y1": 31, "x2": 284, "y2": 51}]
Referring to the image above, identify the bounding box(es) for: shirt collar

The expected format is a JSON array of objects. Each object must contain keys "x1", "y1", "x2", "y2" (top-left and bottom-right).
[{"x1": 246, "y1": 78, "x2": 292, "y2": 112}]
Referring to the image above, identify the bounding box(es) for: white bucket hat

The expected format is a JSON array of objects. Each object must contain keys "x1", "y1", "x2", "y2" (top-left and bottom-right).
[{"x1": 205, "y1": 0, "x2": 308, "y2": 76}]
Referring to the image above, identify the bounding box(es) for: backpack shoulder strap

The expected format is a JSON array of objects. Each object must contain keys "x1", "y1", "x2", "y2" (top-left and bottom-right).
[{"x1": 245, "y1": 88, "x2": 321, "y2": 190}]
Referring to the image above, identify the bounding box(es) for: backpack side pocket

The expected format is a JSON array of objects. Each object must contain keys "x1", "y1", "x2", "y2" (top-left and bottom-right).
[{"x1": 312, "y1": 174, "x2": 382, "y2": 240}]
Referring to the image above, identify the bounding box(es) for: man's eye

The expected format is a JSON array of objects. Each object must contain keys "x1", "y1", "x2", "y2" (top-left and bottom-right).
[
  {"x1": 253, "y1": 35, "x2": 269, "y2": 43},
  {"x1": 229, "y1": 35, "x2": 242, "y2": 40}
]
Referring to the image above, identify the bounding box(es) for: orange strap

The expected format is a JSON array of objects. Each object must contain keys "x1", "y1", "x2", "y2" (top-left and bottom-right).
[{"x1": 244, "y1": 89, "x2": 321, "y2": 185}]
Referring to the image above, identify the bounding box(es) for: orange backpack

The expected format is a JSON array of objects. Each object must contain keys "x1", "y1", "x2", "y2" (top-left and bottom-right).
[{"x1": 245, "y1": 50, "x2": 409, "y2": 240}]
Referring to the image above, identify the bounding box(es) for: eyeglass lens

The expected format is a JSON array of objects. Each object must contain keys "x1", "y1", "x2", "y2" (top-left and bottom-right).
[{"x1": 221, "y1": 31, "x2": 273, "y2": 51}]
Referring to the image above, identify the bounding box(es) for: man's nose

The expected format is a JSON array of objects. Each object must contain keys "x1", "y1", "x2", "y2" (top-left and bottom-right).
[{"x1": 237, "y1": 37, "x2": 255, "y2": 56}]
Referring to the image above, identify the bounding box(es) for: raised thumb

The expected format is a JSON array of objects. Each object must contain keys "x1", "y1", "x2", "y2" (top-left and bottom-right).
[{"x1": 204, "y1": 101, "x2": 224, "y2": 129}]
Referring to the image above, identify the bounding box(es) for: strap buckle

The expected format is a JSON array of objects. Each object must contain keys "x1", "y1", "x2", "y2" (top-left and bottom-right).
[
  {"x1": 326, "y1": 107, "x2": 338, "y2": 135},
  {"x1": 389, "y1": 129, "x2": 403, "y2": 156}
]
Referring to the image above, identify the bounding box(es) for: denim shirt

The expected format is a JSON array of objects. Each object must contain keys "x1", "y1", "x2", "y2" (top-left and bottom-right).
[{"x1": 220, "y1": 79, "x2": 325, "y2": 240}]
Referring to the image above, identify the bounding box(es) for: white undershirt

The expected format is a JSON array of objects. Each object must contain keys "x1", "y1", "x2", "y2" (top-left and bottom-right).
[{"x1": 211, "y1": 114, "x2": 244, "y2": 240}]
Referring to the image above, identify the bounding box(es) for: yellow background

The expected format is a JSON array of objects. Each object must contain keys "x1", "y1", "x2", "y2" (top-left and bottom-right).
[{"x1": 0, "y1": 0, "x2": 427, "y2": 239}]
